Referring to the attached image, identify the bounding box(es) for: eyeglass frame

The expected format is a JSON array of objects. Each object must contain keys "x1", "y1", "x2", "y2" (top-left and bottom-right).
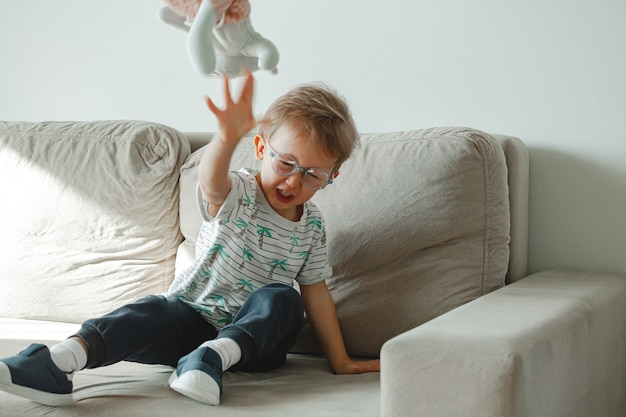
[{"x1": 263, "y1": 138, "x2": 335, "y2": 190}]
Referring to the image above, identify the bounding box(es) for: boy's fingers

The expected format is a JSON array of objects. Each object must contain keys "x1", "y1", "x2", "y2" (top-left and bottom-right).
[
  {"x1": 222, "y1": 75, "x2": 232, "y2": 102},
  {"x1": 205, "y1": 96, "x2": 221, "y2": 115},
  {"x1": 238, "y1": 71, "x2": 255, "y2": 103},
  {"x1": 238, "y1": 68, "x2": 253, "y2": 81},
  {"x1": 354, "y1": 359, "x2": 380, "y2": 374},
  {"x1": 366, "y1": 359, "x2": 381, "y2": 372}
]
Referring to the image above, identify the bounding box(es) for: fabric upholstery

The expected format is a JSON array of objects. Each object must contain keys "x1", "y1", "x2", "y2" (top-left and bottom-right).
[
  {"x1": 0, "y1": 121, "x2": 190, "y2": 323},
  {"x1": 492, "y1": 134, "x2": 529, "y2": 283},
  {"x1": 2, "y1": 120, "x2": 623, "y2": 416},
  {"x1": 179, "y1": 127, "x2": 511, "y2": 357},
  {"x1": 381, "y1": 269, "x2": 626, "y2": 417},
  {"x1": 0, "y1": 323, "x2": 380, "y2": 416}
]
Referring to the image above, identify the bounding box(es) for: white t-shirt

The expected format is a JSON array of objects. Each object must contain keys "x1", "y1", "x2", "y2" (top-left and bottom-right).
[{"x1": 168, "y1": 168, "x2": 331, "y2": 329}]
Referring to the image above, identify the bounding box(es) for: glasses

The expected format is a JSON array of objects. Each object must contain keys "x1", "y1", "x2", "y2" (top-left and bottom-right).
[{"x1": 265, "y1": 139, "x2": 334, "y2": 190}]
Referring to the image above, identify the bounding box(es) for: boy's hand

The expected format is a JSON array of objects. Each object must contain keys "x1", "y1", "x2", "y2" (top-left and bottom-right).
[
  {"x1": 205, "y1": 70, "x2": 256, "y2": 143},
  {"x1": 333, "y1": 358, "x2": 381, "y2": 375},
  {"x1": 197, "y1": 71, "x2": 256, "y2": 213},
  {"x1": 300, "y1": 281, "x2": 381, "y2": 376}
]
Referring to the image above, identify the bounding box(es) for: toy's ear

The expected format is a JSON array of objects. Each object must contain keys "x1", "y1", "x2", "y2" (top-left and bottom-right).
[
  {"x1": 162, "y1": 0, "x2": 200, "y2": 22},
  {"x1": 157, "y1": 5, "x2": 191, "y2": 32}
]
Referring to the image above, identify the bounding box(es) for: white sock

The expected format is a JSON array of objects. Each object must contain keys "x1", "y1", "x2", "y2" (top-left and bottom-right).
[
  {"x1": 200, "y1": 338, "x2": 241, "y2": 371},
  {"x1": 50, "y1": 338, "x2": 88, "y2": 373}
]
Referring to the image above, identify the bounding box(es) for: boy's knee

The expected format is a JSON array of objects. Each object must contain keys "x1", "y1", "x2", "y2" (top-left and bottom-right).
[{"x1": 256, "y1": 284, "x2": 303, "y2": 311}]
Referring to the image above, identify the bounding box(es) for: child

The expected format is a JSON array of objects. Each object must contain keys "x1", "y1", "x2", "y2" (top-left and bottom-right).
[{"x1": 0, "y1": 72, "x2": 380, "y2": 407}]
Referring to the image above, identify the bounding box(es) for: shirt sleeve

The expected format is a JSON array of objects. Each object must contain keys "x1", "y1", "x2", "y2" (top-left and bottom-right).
[
  {"x1": 196, "y1": 172, "x2": 245, "y2": 223},
  {"x1": 295, "y1": 209, "x2": 333, "y2": 286},
  {"x1": 196, "y1": 181, "x2": 211, "y2": 222}
]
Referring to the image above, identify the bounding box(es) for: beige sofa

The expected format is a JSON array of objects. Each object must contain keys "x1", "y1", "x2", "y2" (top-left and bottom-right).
[{"x1": 0, "y1": 121, "x2": 624, "y2": 417}]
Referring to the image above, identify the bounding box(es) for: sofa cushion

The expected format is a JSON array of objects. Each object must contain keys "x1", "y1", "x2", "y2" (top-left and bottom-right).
[
  {"x1": 0, "y1": 121, "x2": 190, "y2": 323},
  {"x1": 179, "y1": 127, "x2": 510, "y2": 357}
]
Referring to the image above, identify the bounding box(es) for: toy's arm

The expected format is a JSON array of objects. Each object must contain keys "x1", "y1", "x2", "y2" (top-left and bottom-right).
[{"x1": 186, "y1": 0, "x2": 216, "y2": 75}]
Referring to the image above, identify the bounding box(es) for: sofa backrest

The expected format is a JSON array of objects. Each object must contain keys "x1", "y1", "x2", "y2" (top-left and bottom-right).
[
  {"x1": 491, "y1": 134, "x2": 529, "y2": 283},
  {"x1": 0, "y1": 121, "x2": 190, "y2": 323},
  {"x1": 0, "y1": 121, "x2": 527, "y2": 357},
  {"x1": 180, "y1": 127, "x2": 527, "y2": 356}
]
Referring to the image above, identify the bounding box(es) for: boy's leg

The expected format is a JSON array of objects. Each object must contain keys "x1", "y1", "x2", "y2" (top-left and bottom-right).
[
  {"x1": 0, "y1": 295, "x2": 216, "y2": 406},
  {"x1": 169, "y1": 283, "x2": 304, "y2": 405},
  {"x1": 222, "y1": 283, "x2": 304, "y2": 372},
  {"x1": 75, "y1": 294, "x2": 217, "y2": 368},
  {"x1": 48, "y1": 337, "x2": 88, "y2": 373}
]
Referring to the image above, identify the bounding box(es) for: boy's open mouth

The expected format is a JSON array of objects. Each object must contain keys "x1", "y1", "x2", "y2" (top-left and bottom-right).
[{"x1": 275, "y1": 188, "x2": 294, "y2": 203}]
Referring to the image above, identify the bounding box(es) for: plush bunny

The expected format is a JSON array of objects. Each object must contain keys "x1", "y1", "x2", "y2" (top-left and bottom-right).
[{"x1": 159, "y1": 0, "x2": 279, "y2": 77}]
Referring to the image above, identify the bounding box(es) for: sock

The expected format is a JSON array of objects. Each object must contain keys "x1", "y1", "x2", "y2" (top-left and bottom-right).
[
  {"x1": 200, "y1": 338, "x2": 241, "y2": 371},
  {"x1": 50, "y1": 338, "x2": 88, "y2": 373}
]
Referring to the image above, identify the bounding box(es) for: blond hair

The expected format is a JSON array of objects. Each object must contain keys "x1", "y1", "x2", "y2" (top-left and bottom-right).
[{"x1": 259, "y1": 83, "x2": 359, "y2": 171}]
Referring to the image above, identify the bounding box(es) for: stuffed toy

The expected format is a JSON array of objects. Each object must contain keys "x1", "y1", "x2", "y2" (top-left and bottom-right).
[{"x1": 159, "y1": 0, "x2": 279, "y2": 77}]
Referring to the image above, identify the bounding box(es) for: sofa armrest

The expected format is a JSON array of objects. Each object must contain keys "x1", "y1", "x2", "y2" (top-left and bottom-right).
[{"x1": 380, "y1": 269, "x2": 626, "y2": 417}]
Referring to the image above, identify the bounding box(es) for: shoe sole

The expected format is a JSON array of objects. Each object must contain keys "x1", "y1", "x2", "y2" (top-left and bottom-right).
[
  {"x1": 0, "y1": 362, "x2": 74, "y2": 406},
  {"x1": 169, "y1": 370, "x2": 220, "y2": 406}
]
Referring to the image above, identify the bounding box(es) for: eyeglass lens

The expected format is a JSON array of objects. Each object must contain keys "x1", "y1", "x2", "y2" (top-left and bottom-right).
[{"x1": 271, "y1": 153, "x2": 329, "y2": 189}]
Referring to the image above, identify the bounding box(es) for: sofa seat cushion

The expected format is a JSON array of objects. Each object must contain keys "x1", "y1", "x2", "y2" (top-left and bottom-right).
[
  {"x1": 0, "y1": 121, "x2": 190, "y2": 323},
  {"x1": 179, "y1": 127, "x2": 511, "y2": 357},
  {"x1": 0, "y1": 318, "x2": 379, "y2": 416}
]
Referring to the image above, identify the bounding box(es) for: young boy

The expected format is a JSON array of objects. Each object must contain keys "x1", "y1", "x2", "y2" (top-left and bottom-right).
[{"x1": 0, "y1": 73, "x2": 380, "y2": 407}]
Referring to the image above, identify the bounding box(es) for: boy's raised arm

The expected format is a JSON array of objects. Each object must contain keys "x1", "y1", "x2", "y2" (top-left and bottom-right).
[{"x1": 198, "y1": 72, "x2": 257, "y2": 217}]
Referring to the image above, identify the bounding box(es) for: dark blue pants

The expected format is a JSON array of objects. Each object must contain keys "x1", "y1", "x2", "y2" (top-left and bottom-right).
[{"x1": 74, "y1": 283, "x2": 304, "y2": 372}]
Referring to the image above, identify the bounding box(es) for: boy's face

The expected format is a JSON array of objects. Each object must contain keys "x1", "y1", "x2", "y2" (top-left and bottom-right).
[{"x1": 254, "y1": 124, "x2": 338, "y2": 222}]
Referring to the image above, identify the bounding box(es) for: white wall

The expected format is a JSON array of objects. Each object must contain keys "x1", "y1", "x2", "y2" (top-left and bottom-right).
[{"x1": 1, "y1": 0, "x2": 625, "y2": 276}]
